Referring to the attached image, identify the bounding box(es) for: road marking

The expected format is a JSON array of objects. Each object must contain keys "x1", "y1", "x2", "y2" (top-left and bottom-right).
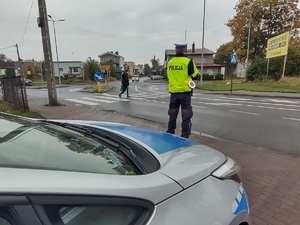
[
  {"x1": 204, "y1": 102, "x2": 242, "y2": 106},
  {"x1": 94, "y1": 95, "x2": 129, "y2": 102},
  {"x1": 220, "y1": 97, "x2": 253, "y2": 101},
  {"x1": 82, "y1": 97, "x2": 115, "y2": 103},
  {"x1": 247, "y1": 104, "x2": 300, "y2": 112},
  {"x1": 266, "y1": 99, "x2": 298, "y2": 104},
  {"x1": 196, "y1": 97, "x2": 300, "y2": 108},
  {"x1": 283, "y1": 117, "x2": 300, "y2": 122},
  {"x1": 230, "y1": 110, "x2": 259, "y2": 115},
  {"x1": 65, "y1": 99, "x2": 99, "y2": 106},
  {"x1": 135, "y1": 86, "x2": 142, "y2": 92},
  {"x1": 194, "y1": 105, "x2": 208, "y2": 108},
  {"x1": 70, "y1": 88, "x2": 83, "y2": 92}
]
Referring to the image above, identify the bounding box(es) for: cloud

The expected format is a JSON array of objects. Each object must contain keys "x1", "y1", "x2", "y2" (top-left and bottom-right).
[{"x1": 0, "y1": 0, "x2": 237, "y2": 65}]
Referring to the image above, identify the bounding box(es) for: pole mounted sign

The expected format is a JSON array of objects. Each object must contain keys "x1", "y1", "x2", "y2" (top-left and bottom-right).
[
  {"x1": 94, "y1": 72, "x2": 103, "y2": 82},
  {"x1": 104, "y1": 65, "x2": 111, "y2": 71},
  {"x1": 266, "y1": 31, "x2": 289, "y2": 59},
  {"x1": 230, "y1": 53, "x2": 237, "y2": 65},
  {"x1": 94, "y1": 72, "x2": 103, "y2": 92}
]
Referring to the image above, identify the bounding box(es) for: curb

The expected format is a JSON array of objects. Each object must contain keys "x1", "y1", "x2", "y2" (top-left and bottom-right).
[{"x1": 198, "y1": 91, "x2": 300, "y2": 99}]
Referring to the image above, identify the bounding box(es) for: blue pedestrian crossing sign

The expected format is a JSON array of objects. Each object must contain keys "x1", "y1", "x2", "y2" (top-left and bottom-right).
[
  {"x1": 94, "y1": 72, "x2": 103, "y2": 82},
  {"x1": 231, "y1": 53, "x2": 237, "y2": 64}
]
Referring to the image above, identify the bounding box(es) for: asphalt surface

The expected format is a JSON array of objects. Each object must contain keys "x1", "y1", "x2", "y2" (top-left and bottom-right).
[{"x1": 26, "y1": 90, "x2": 300, "y2": 225}]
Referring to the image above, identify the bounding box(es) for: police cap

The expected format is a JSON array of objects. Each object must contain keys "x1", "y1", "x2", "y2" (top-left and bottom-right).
[{"x1": 174, "y1": 43, "x2": 187, "y2": 49}]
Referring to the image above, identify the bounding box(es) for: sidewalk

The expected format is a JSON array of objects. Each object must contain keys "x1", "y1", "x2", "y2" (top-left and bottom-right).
[{"x1": 29, "y1": 96, "x2": 300, "y2": 225}]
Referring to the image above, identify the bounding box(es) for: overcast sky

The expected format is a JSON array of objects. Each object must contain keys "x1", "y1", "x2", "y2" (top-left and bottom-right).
[{"x1": 1, "y1": 0, "x2": 237, "y2": 65}]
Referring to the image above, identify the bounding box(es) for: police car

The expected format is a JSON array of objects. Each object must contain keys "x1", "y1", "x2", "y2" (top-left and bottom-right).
[{"x1": 0, "y1": 113, "x2": 251, "y2": 225}]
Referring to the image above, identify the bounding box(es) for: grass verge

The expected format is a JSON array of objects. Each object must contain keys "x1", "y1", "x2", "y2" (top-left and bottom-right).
[
  {"x1": 198, "y1": 78, "x2": 300, "y2": 93},
  {"x1": 0, "y1": 100, "x2": 38, "y2": 117}
]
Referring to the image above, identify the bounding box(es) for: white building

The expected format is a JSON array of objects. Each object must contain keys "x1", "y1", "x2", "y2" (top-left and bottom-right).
[
  {"x1": 97, "y1": 51, "x2": 125, "y2": 74},
  {"x1": 53, "y1": 61, "x2": 83, "y2": 78}
]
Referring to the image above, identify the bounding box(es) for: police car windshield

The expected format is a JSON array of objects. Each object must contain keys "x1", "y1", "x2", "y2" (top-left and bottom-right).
[{"x1": 0, "y1": 113, "x2": 138, "y2": 175}]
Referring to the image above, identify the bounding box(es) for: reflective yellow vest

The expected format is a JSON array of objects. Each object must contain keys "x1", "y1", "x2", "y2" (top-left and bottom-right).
[{"x1": 167, "y1": 56, "x2": 198, "y2": 93}]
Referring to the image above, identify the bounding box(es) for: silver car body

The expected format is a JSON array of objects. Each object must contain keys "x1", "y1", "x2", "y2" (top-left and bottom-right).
[{"x1": 0, "y1": 115, "x2": 251, "y2": 225}]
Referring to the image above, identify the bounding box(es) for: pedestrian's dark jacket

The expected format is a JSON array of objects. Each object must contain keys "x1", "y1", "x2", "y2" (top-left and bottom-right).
[{"x1": 121, "y1": 71, "x2": 129, "y2": 87}]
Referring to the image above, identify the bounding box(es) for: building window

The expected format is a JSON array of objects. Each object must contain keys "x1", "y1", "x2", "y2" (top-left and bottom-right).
[
  {"x1": 73, "y1": 68, "x2": 79, "y2": 73},
  {"x1": 59, "y1": 68, "x2": 63, "y2": 72}
]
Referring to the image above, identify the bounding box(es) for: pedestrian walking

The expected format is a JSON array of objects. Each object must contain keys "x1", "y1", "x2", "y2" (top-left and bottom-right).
[
  {"x1": 166, "y1": 43, "x2": 199, "y2": 138},
  {"x1": 119, "y1": 64, "x2": 130, "y2": 98}
]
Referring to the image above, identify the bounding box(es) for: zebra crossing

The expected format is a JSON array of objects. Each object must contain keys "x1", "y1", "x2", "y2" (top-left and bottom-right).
[
  {"x1": 65, "y1": 92, "x2": 170, "y2": 106},
  {"x1": 64, "y1": 92, "x2": 300, "y2": 113}
]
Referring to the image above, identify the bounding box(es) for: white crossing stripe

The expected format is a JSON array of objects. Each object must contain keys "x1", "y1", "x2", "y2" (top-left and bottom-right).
[
  {"x1": 65, "y1": 99, "x2": 99, "y2": 106},
  {"x1": 82, "y1": 97, "x2": 115, "y2": 103},
  {"x1": 230, "y1": 110, "x2": 259, "y2": 115},
  {"x1": 266, "y1": 99, "x2": 298, "y2": 104},
  {"x1": 93, "y1": 95, "x2": 129, "y2": 102},
  {"x1": 283, "y1": 117, "x2": 300, "y2": 122}
]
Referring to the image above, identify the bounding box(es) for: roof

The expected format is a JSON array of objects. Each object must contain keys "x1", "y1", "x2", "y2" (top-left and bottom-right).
[
  {"x1": 165, "y1": 48, "x2": 215, "y2": 55},
  {"x1": 53, "y1": 61, "x2": 82, "y2": 64},
  {"x1": 98, "y1": 51, "x2": 124, "y2": 58}
]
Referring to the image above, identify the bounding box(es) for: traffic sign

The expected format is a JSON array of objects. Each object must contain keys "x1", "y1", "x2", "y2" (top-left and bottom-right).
[
  {"x1": 94, "y1": 72, "x2": 103, "y2": 82},
  {"x1": 104, "y1": 65, "x2": 110, "y2": 71},
  {"x1": 231, "y1": 53, "x2": 237, "y2": 64}
]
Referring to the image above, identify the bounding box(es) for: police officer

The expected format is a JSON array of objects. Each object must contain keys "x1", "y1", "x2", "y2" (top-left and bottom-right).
[{"x1": 166, "y1": 43, "x2": 199, "y2": 138}]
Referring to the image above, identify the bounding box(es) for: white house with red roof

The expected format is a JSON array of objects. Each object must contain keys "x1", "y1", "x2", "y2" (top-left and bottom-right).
[{"x1": 164, "y1": 42, "x2": 224, "y2": 76}]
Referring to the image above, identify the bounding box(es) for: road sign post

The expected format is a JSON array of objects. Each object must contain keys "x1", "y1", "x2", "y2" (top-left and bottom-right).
[
  {"x1": 104, "y1": 65, "x2": 111, "y2": 85},
  {"x1": 97, "y1": 82, "x2": 101, "y2": 92},
  {"x1": 94, "y1": 72, "x2": 103, "y2": 92},
  {"x1": 230, "y1": 53, "x2": 237, "y2": 94}
]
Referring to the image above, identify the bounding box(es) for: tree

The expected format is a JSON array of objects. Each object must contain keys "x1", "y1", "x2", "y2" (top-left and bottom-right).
[
  {"x1": 23, "y1": 63, "x2": 36, "y2": 79},
  {"x1": 5, "y1": 68, "x2": 16, "y2": 77},
  {"x1": 214, "y1": 41, "x2": 236, "y2": 78},
  {"x1": 150, "y1": 56, "x2": 160, "y2": 73},
  {"x1": 227, "y1": 0, "x2": 300, "y2": 60},
  {"x1": 0, "y1": 54, "x2": 14, "y2": 69},
  {"x1": 285, "y1": 38, "x2": 300, "y2": 76},
  {"x1": 143, "y1": 63, "x2": 151, "y2": 76},
  {"x1": 82, "y1": 57, "x2": 100, "y2": 81}
]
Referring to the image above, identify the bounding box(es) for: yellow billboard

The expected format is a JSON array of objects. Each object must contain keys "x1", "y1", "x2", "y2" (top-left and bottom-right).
[{"x1": 266, "y1": 31, "x2": 289, "y2": 59}]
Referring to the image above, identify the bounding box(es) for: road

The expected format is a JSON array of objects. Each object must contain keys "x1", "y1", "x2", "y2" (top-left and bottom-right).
[{"x1": 26, "y1": 77, "x2": 300, "y2": 157}]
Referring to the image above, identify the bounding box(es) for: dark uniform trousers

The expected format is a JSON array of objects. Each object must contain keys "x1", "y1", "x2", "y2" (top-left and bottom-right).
[{"x1": 166, "y1": 92, "x2": 193, "y2": 138}]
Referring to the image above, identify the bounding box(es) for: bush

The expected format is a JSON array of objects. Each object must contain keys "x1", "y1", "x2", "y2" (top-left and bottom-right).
[
  {"x1": 246, "y1": 57, "x2": 284, "y2": 81},
  {"x1": 246, "y1": 74, "x2": 255, "y2": 81},
  {"x1": 203, "y1": 73, "x2": 224, "y2": 81},
  {"x1": 5, "y1": 68, "x2": 16, "y2": 77}
]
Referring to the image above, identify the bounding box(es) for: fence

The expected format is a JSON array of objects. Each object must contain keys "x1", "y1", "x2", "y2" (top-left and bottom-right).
[{"x1": 0, "y1": 77, "x2": 29, "y2": 112}]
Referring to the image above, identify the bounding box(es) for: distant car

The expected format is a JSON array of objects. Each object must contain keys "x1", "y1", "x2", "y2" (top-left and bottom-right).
[
  {"x1": 132, "y1": 75, "x2": 139, "y2": 82},
  {"x1": 24, "y1": 79, "x2": 32, "y2": 86},
  {"x1": 150, "y1": 75, "x2": 164, "y2": 80},
  {"x1": 0, "y1": 113, "x2": 251, "y2": 225}
]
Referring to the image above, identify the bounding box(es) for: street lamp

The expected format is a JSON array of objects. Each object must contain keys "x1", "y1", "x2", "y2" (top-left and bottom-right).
[{"x1": 48, "y1": 15, "x2": 65, "y2": 86}]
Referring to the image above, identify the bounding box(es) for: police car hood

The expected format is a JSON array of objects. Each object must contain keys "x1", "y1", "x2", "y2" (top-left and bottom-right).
[{"x1": 52, "y1": 120, "x2": 226, "y2": 189}]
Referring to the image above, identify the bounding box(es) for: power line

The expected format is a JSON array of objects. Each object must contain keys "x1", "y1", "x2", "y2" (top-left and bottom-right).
[
  {"x1": 62, "y1": 24, "x2": 183, "y2": 38},
  {"x1": 0, "y1": 45, "x2": 16, "y2": 52},
  {"x1": 19, "y1": 0, "x2": 35, "y2": 46},
  {"x1": 62, "y1": 23, "x2": 224, "y2": 38}
]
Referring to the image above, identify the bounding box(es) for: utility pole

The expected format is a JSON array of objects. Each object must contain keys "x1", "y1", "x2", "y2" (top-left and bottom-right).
[
  {"x1": 15, "y1": 44, "x2": 22, "y2": 76},
  {"x1": 245, "y1": 22, "x2": 251, "y2": 70},
  {"x1": 282, "y1": 12, "x2": 295, "y2": 78},
  {"x1": 200, "y1": 0, "x2": 206, "y2": 86},
  {"x1": 48, "y1": 15, "x2": 65, "y2": 86},
  {"x1": 37, "y1": 0, "x2": 58, "y2": 105}
]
